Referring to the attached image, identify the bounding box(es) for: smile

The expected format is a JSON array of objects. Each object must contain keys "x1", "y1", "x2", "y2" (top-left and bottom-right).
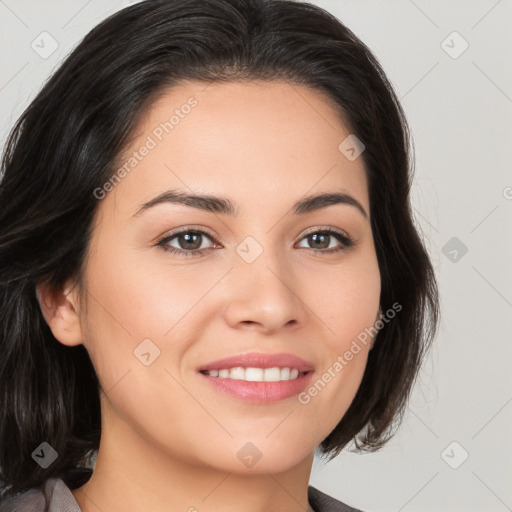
[{"x1": 199, "y1": 367, "x2": 307, "y2": 382}]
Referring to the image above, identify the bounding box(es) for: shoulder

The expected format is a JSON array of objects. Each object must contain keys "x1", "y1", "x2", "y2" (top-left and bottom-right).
[
  {"x1": 0, "y1": 478, "x2": 82, "y2": 512},
  {"x1": 308, "y1": 485, "x2": 365, "y2": 512},
  {"x1": 1, "y1": 479, "x2": 360, "y2": 512}
]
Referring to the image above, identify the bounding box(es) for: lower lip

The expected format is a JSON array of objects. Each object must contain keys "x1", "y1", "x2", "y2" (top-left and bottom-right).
[{"x1": 197, "y1": 371, "x2": 314, "y2": 404}]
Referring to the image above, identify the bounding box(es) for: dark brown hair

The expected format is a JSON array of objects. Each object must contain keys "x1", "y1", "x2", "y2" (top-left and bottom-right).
[{"x1": 0, "y1": 0, "x2": 439, "y2": 499}]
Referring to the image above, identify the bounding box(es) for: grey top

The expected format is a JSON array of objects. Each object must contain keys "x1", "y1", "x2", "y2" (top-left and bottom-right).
[{"x1": 0, "y1": 477, "x2": 364, "y2": 512}]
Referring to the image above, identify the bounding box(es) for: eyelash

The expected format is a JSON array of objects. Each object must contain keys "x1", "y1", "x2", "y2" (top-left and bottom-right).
[{"x1": 155, "y1": 226, "x2": 356, "y2": 258}]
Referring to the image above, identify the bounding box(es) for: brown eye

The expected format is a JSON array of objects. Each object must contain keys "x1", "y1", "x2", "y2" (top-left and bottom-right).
[
  {"x1": 157, "y1": 229, "x2": 217, "y2": 258},
  {"x1": 305, "y1": 233, "x2": 330, "y2": 250},
  {"x1": 296, "y1": 228, "x2": 354, "y2": 254},
  {"x1": 174, "y1": 232, "x2": 204, "y2": 251},
  {"x1": 156, "y1": 227, "x2": 355, "y2": 258}
]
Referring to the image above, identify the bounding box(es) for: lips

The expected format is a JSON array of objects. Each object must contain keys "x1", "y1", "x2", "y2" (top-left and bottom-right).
[{"x1": 197, "y1": 352, "x2": 315, "y2": 373}]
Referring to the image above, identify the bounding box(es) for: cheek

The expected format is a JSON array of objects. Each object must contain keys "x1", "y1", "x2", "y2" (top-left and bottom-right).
[
  {"x1": 308, "y1": 253, "x2": 381, "y2": 352},
  {"x1": 298, "y1": 269, "x2": 380, "y2": 436},
  {"x1": 79, "y1": 252, "x2": 197, "y2": 437},
  {"x1": 298, "y1": 251, "x2": 380, "y2": 414},
  {"x1": 80, "y1": 241, "x2": 213, "y2": 386}
]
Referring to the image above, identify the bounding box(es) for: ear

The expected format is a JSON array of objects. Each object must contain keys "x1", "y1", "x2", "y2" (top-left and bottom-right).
[{"x1": 36, "y1": 277, "x2": 84, "y2": 347}]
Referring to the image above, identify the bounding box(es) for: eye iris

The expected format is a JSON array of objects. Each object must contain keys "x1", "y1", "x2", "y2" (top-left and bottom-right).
[
  {"x1": 309, "y1": 233, "x2": 329, "y2": 249},
  {"x1": 179, "y1": 232, "x2": 202, "y2": 250}
]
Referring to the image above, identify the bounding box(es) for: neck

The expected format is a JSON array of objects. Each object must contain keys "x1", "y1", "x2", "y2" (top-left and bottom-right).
[{"x1": 71, "y1": 402, "x2": 316, "y2": 512}]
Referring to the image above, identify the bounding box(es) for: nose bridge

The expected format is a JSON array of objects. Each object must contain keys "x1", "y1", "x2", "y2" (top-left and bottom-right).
[{"x1": 221, "y1": 233, "x2": 303, "y2": 332}]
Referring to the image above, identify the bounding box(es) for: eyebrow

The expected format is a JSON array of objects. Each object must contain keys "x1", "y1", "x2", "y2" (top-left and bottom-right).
[{"x1": 132, "y1": 189, "x2": 368, "y2": 219}]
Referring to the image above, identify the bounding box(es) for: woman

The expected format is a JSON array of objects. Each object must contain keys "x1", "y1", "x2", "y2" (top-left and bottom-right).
[{"x1": 0, "y1": 1, "x2": 439, "y2": 511}]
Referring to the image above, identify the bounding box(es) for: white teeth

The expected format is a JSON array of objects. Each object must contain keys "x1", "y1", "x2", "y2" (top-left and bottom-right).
[
  {"x1": 230, "y1": 367, "x2": 245, "y2": 380},
  {"x1": 202, "y1": 367, "x2": 304, "y2": 382}
]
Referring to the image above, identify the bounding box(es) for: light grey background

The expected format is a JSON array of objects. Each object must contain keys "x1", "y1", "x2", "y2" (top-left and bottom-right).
[{"x1": 1, "y1": 1, "x2": 511, "y2": 511}]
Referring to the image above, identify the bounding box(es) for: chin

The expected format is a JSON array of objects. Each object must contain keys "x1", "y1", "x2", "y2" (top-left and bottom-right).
[{"x1": 198, "y1": 441, "x2": 312, "y2": 475}]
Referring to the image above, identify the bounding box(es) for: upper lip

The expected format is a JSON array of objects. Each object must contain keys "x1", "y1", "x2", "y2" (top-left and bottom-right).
[{"x1": 198, "y1": 352, "x2": 315, "y2": 372}]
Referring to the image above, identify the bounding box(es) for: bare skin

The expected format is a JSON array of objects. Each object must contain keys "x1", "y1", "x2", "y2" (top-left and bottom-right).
[{"x1": 37, "y1": 80, "x2": 381, "y2": 512}]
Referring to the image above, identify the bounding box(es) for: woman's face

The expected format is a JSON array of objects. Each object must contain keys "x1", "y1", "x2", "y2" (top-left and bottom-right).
[{"x1": 66, "y1": 80, "x2": 381, "y2": 473}]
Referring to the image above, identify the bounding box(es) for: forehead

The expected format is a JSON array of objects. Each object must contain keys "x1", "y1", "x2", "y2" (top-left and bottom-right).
[{"x1": 104, "y1": 80, "x2": 369, "y2": 220}]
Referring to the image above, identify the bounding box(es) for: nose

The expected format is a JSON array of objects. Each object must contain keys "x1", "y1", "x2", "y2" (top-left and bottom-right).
[{"x1": 221, "y1": 251, "x2": 305, "y2": 335}]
